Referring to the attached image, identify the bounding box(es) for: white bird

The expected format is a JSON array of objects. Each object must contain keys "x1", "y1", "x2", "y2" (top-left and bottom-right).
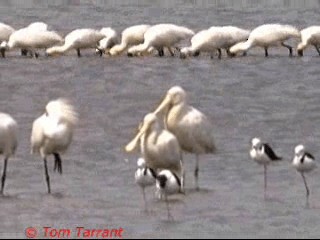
[
  {"x1": 31, "y1": 98, "x2": 78, "y2": 194},
  {"x1": 0, "y1": 22, "x2": 15, "y2": 43},
  {"x1": 297, "y1": 26, "x2": 320, "y2": 56},
  {"x1": 46, "y1": 28, "x2": 105, "y2": 57},
  {"x1": 127, "y1": 24, "x2": 195, "y2": 57},
  {"x1": 292, "y1": 145, "x2": 316, "y2": 200},
  {"x1": 229, "y1": 24, "x2": 301, "y2": 57},
  {"x1": 250, "y1": 138, "x2": 282, "y2": 198},
  {"x1": 0, "y1": 27, "x2": 63, "y2": 58},
  {"x1": 125, "y1": 112, "x2": 184, "y2": 188},
  {"x1": 26, "y1": 22, "x2": 48, "y2": 31},
  {"x1": 0, "y1": 113, "x2": 18, "y2": 195},
  {"x1": 109, "y1": 24, "x2": 150, "y2": 56},
  {"x1": 96, "y1": 27, "x2": 118, "y2": 56},
  {"x1": 180, "y1": 29, "x2": 224, "y2": 58},
  {"x1": 156, "y1": 169, "x2": 181, "y2": 220},
  {"x1": 135, "y1": 157, "x2": 156, "y2": 210},
  {"x1": 180, "y1": 26, "x2": 249, "y2": 59},
  {"x1": 154, "y1": 86, "x2": 216, "y2": 190}
]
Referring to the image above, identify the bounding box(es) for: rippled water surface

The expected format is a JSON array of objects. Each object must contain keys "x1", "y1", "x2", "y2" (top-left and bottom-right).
[{"x1": 1, "y1": 0, "x2": 320, "y2": 238}]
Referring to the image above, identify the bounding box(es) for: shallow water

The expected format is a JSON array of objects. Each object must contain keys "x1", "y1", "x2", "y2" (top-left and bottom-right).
[{"x1": 1, "y1": 0, "x2": 320, "y2": 238}]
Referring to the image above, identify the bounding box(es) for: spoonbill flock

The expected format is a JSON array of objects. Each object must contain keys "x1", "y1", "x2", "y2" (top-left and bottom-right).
[{"x1": 0, "y1": 22, "x2": 320, "y2": 58}]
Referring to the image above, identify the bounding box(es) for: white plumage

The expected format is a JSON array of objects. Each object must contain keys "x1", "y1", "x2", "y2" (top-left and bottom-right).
[
  {"x1": 0, "y1": 22, "x2": 15, "y2": 43},
  {"x1": 154, "y1": 86, "x2": 215, "y2": 190},
  {"x1": 125, "y1": 112, "x2": 184, "y2": 186},
  {"x1": 109, "y1": 24, "x2": 150, "y2": 56},
  {"x1": 96, "y1": 27, "x2": 118, "y2": 56},
  {"x1": 180, "y1": 26, "x2": 249, "y2": 58},
  {"x1": 230, "y1": 23, "x2": 301, "y2": 56},
  {"x1": 46, "y1": 28, "x2": 105, "y2": 57},
  {"x1": 31, "y1": 98, "x2": 78, "y2": 193},
  {"x1": 292, "y1": 145, "x2": 316, "y2": 200},
  {"x1": 0, "y1": 113, "x2": 18, "y2": 195},
  {"x1": 250, "y1": 137, "x2": 281, "y2": 197},
  {"x1": 0, "y1": 26, "x2": 63, "y2": 58},
  {"x1": 134, "y1": 157, "x2": 156, "y2": 210},
  {"x1": 156, "y1": 169, "x2": 181, "y2": 220},
  {"x1": 297, "y1": 26, "x2": 320, "y2": 56},
  {"x1": 127, "y1": 23, "x2": 195, "y2": 57}
]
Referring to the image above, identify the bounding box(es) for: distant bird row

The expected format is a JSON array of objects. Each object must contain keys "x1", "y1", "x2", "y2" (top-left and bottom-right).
[
  {"x1": 0, "y1": 22, "x2": 320, "y2": 58},
  {"x1": 0, "y1": 99, "x2": 78, "y2": 195},
  {"x1": 250, "y1": 137, "x2": 316, "y2": 202},
  {"x1": 125, "y1": 86, "x2": 216, "y2": 219}
]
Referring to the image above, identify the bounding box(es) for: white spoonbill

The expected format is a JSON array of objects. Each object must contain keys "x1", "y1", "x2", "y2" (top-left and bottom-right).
[
  {"x1": 297, "y1": 26, "x2": 320, "y2": 56},
  {"x1": 135, "y1": 157, "x2": 156, "y2": 210},
  {"x1": 0, "y1": 22, "x2": 15, "y2": 43},
  {"x1": 46, "y1": 28, "x2": 105, "y2": 57},
  {"x1": 292, "y1": 145, "x2": 316, "y2": 201},
  {"x1": 0, "y1": 27, "x2": 63, "y2": 58},
  {"x1": 109, "y1": 24, "x2": 150, "y2": 56},
  {"x1": 156, "y1": 169, "x2": 181, "y2": 220},
  {"x1": 127, "y1": 23, "x2": 195, "y2": 57},
  {"x1": 125, "y1": 112, "x2": 184, "y2": 188},
  {"x1": 229, "y1": 23, "x2": 300, "y2": 57},
  {"x1": 180, "y1": 26, "x2": 249, "y2": 59},
  {"x1": 96, "y1": 27, "x2": 118, "y2": 56},
  {"x1": 250, "y1": 138, "x2": 281, "y2": 198},
  {"x1": 31, "y1": 98, "x2": 78, "y2": 194},
  {"x1": 154, "y1": 86, "x2": 216, "y2": 190},
  {"x1": 0, "y1": 113, "x2": 18, "y2": 195}
]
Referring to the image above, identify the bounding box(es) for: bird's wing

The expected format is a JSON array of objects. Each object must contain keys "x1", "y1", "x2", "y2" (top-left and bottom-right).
[
  {"x1": 264, "y1": 143, "x2": 281, "y2": 160},
  {"x1": 30, "y1": 115, "x2": 45, "y2": 154}
]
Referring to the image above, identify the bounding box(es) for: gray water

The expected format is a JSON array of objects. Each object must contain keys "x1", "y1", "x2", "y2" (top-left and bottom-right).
[{"x1": 1, "y1": 0, "x2": 320, "y2": 238}]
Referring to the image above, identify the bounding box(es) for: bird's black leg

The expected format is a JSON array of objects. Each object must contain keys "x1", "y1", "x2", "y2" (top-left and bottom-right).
[
  {"x1": 314, "y1": 45, "x2": 320, "y2": 56},
  {"x1": 281, "y1": 42, "x2": 293, "y2": 57},
  {"x1": 195, "y1": 155, "x2": 199, "y2": 191},
  {"x1": 264, "y1": 47, "x2": 269, "y2": 57},
  {"x1": 53, "y1": 153, "x2": 62, "y2": 174},
  {"x1": 44, "y1": 158, "x2": 51, "y2": 194},
  {"x1": 217, "y1": 48, "x2": 222, "y2": 59},
  {"x1": 77, "y1": 49, "x2": 81, "y2": 57},
  {"x1": 1, "y1": 158, "x2": 8, "y2": 195},
  {"x1": 21, "y1": 49, "x2": 29, "y2": 56},
  {"x1": 158, "y1": 48, "x2": 164, "y2": 57}
]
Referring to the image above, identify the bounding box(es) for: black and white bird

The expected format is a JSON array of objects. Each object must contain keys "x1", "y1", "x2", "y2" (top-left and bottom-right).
[
  {"x1": 292, "y1": 145, "x2": 316, "y2": 200},
  {"x1": 156, "y1": 169, "x2": 181, "y2": 220},
  {"x1": 250, "y1": 138, "x2": 282, "y2": 197},
  {"x1": 135, "y1": 158, "x2": 156, "y2": 210}
]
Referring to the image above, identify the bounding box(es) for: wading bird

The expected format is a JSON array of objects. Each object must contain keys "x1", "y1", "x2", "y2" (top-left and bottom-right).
[
  {"x1": 31, "y1": 99, "x2": 78, "y2": 193},
  {"x1": 154, "y1": 86, "x2": 216, "y2": 190},
  {"x1": 297, "y1": 26, "x2": 320, "y2": 56},
  {"x1": 250, "y1": 138, "x2": 282, "y2": 198},
  {"x1": 46, "y1": 28, "x2": 105, "y2": 57},
  {"x1": 135, "y1": 157, "x2": 156, "y2": 210},
  {"x1": 0, "y1": 113, "x2": 18, "y2": 195},
  {"x1": 230, "y1": 23, "x2": 300, "y2": 57},
  {"x1": 156, "y1": 169, "x2": 181, "y2": 220},
  {"x1": 109, "y1": 24, "x2": 150, "y2": 56},
  {"x1": 292, "y1": 144, "x2": 316, "y2": 202},
  {"x1": 125, "y1": 112, "x2": 184, "y2": 189}
]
